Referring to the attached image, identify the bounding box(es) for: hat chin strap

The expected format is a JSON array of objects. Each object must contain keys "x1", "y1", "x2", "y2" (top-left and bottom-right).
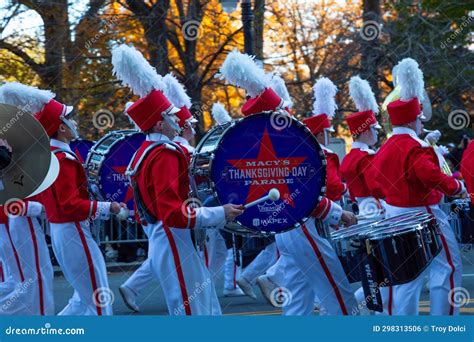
[
  {"x1": 163, "y1": 114, "x2": 180, "y2": 132},
  {"x1": 62, "y1": 117, "x2": 79, "y2": 140}
]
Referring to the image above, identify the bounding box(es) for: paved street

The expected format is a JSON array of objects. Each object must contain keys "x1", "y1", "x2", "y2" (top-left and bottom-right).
[{"x1": 52, "y1": 246, "x2": 474, "y2": 316}]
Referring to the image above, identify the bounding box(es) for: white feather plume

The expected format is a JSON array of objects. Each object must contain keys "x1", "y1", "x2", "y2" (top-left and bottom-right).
[
  {"x1": 396, "y1": 58, "x2": 424, "y2": 102},
  {"x1": 312, "y1": 77, "x2": 338, "y2": 118},
  {"x1": 211, "y1": 102, "x2": 232, "y2": 125},
  {"x1": 111, "y1": 44, "x2": 166, "y2": 97},
  {"x1": 349, "y1": 76, "x2": 379, "y2": 114},
  {"x1": 163, "y1": 73, "x2": 192, "y2": 109},
  {"x1": 270, "y1": 74, "x2": 293, "y2": 108},
  {"x1": 216, "y1": 50, "x2": 269, "y2": 98},
  {"x1": 0, "y1": 82, "x2": 54, "y2": 113}
]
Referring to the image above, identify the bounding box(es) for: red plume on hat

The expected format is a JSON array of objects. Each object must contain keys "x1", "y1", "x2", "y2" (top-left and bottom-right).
[
  {"x1": 346, "y1": 76, "x2": 381, "y2": 135},
  {"x1": 217, "y1": 50, "x2": 286, "y2": 116},
  {"x1": 387, "y1": 58, "x2": 425, "y2": 126},
  {"x1": 111, "y1": 45, "x2": 179, "y2": 131},
  {"x1": 0, "y1": 82, "x2": 73, "y2": 137},
  {"x1": 303, "y1": 77, "x2": 338, "y2": 135}
]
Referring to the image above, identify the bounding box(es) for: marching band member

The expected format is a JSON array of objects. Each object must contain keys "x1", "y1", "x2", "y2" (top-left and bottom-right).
[
  {"x1": 341, "y1": 76, "x2": 384, "y2": 215},
  {"x1": 0, "y1": 84, "x2": 57, "y2": 315},
  {"x1": 373, "y1": 58, "x2": 466, "y2": 315},
  {"x1": 1, "y1": 82, "x2": 124, "y2": 316},
  {"x1": 218, "y1": 51, "x2": 357, "y2": 315},
  {"x1": 340, "y1": 76, "x2": 389, "y2": 315},
  {"x1": 270, "y1": 77, "x2": 356, "y2": 315},
  {"x1": 237, "y1": 75, "x2": 291, "y2": 299},
  {"x1": 303, "y1": 79, "x2": 346, "y2": 202},
  {"x1": 112, "y1": 44, "x2": 243, "y2": 315},
  {"x1": 119, "y1": 72, "x2": 201, "y2": 312},
  {"x1": 163, "y1": 73, "x2": 197, "y2": 158}
]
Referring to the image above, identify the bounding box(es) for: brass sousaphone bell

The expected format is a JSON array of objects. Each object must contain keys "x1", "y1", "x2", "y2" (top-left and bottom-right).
[{"x1": 0, "y1": 103, "x2": 59, "y2": 204}]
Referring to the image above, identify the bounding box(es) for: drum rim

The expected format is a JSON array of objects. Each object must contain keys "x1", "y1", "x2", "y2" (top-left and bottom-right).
[
  {"x1": 85, "y1": 129, "x2": 144, "y2": 200},
  {"x1": 368, "y1": 223, "x2": 425, "y2": 240},
  {"x1": 191, "y1": 111, "x2": 327, "y2": 236}
]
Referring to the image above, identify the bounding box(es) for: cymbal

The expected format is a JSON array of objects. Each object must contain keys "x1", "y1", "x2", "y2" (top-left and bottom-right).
[
  {"x1": 27, "y1": 152, "x2": 59, "y2": 198},
  {"x1": 0, "y1": 103, "x2": 55, "y2": 204}
]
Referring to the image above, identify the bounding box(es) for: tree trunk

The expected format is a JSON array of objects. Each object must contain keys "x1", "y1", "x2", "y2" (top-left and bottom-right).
[
  {"x1": 253, "y1": 0, "x2": 265, "y2": 60},
  {"x1": 360, "y1": 0, "x2": 381, "y2": 99},
  {"x1": 38, "y1": 0, "x2": 69, "y2": 100}
]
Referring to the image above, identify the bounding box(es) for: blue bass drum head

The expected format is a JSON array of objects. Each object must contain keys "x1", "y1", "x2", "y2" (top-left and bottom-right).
[
  {"x1": 70, "y1": 139, "x2": 94, "y2": 164},
  {"x1": 211, "y1": 112, "x2": 326, "y2": 234},
  {"x1": 95, "y1": 131, "x2": 145, "y2": 210}
]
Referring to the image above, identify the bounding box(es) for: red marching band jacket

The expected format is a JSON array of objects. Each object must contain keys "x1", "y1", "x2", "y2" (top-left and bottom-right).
[
  {"x1": 129, "y1": 140, "x2": 196, "y2": 228},
  {"x1": 340, "y1": 144, "x2": 384, "y2": 201},
  {"x1": 373, "y1": 128, "x2": 464, "y2": 208},
  {"x1": 322, "y1": 148, "x2": 346, "y2": 202},
  {"x1": 38, "y1": 140, "x2": 109, "y2": 224},
  {"x1": 461, "y1": 141, "x2": 474, "y2": 204}
]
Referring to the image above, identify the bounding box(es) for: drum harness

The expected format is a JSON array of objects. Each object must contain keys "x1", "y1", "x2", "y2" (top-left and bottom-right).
[{"x1": 125, "y1": 140, "x2": 185, "y2": 226}]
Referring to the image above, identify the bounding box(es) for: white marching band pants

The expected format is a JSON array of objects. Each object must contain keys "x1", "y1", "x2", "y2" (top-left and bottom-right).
[
  {"x1": 143, "y1": 223, "x2": 221, "y2": 315},
  {"x1": 384, "y1": 203, "x2": 462, "y2": 315},
  {"x1": 241, "y1": 242, "x2": 278, "y2": 284},
  {"x1": 2, "y1": 217, "x2": 54, "y2": 315},
  {"x1": 122, "y1": 228, "x2": 230, "y2": 301},
  {"x1": 50, "y1": 221, "x2": 112, "y2": 316},
  {"x1": 274, "y1": 218, "x2": 358, "y2": 315}
]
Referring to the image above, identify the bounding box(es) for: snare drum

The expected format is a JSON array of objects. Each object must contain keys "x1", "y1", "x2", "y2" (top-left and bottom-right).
[
  {"x1": 332, "y1": 225, "x2": 374, "y2": 283},
  {"x1": 190, "y1": 111, "x2": 326, "y2": 236},
  {"x1": 70, "y1": 138, "x2": 94, "y2": 165},
  {"x1": 86, "y1": 130, "x2": 145, "y2": 216},
  {"x1": 367, "y1": 215, "x2": 442, "y2": 285}
]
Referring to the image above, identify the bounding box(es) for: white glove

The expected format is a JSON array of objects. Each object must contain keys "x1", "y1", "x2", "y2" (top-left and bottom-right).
[
  {"x1": 436, "y1": 145, "x2": 449, "y2": 156},
  {"x1": 425, "y1": 130, "x2": 441, "y2": 144}
]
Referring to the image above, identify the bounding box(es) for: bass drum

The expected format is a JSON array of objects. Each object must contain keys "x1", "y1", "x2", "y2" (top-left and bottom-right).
[
  {"x1": 70, "y1": 138, "x2": 94, "y2": 165},
  {"x1": 190, "y1": 111, "x2": 326, "y2": 236},
  {"x1": 86, "y1": 130, "x2": 145, "y2": 217}
]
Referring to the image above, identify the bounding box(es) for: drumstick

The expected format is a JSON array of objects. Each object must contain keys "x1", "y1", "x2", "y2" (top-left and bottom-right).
[{"x1": 244, "y1": 188, "x2": 280, "y2": 209}]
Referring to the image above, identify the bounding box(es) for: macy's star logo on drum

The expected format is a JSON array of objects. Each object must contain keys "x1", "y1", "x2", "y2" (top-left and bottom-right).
[{"x1": 226, "y1": 129, "x2": 307, "y2": 207}]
